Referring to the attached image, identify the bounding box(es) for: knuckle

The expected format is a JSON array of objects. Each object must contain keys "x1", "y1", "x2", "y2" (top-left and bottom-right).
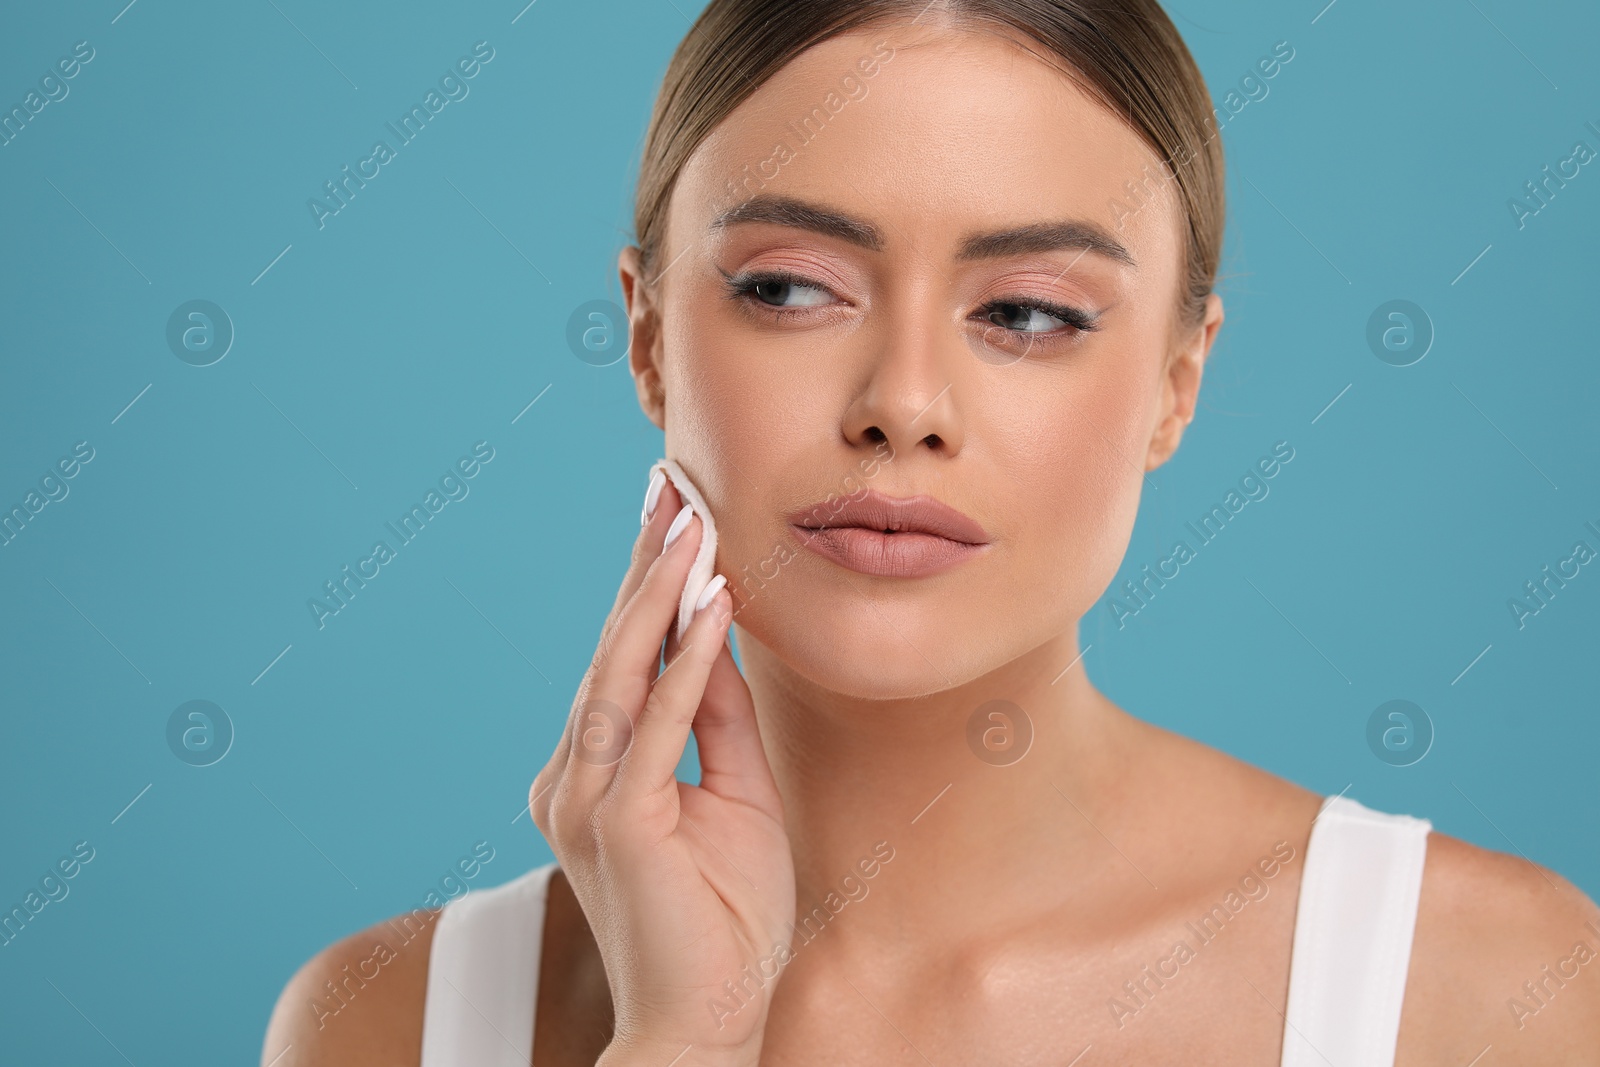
[
  {"x1": 593, "y1": 600, "x2": 641, "y2": 670},
  {"x1": 560, "y1": 802, "x2": 602, "y2": 856},
  {"x1": 605, "y1": 602, "x2": 665, "y2": 683},
  {"x1": 591, "y1": 624, "x2": 617, "y2": 672},
  {"x1": 584, "y1": 802, "x2": 608, "y2": 842},
  {"x1": 547, "y1": 789, "x2": 582, "y2": 852},
  {"x1": 638, "y1": 687, "x2": 668, "y2": 724},
  {"x1": 571, "y1": 675, "x2": 600, "y2": 718},
  {"x1": 528, "y1": 775, "x2": 553, "y2": 832},
  {"x1": 549, "y1": 781, "x2": 610, "y2": 854},
  {"x1": 590, "y1": 616, "x2": 614, "y2": 665},
  {"x1": 639, "y1": 686, "x2": 689, "y2": 731}
]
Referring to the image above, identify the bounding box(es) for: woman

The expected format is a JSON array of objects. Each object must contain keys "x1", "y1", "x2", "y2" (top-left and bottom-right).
[{"x1": 265, "y1": 1, "x2": 1600, "y2": 1063}]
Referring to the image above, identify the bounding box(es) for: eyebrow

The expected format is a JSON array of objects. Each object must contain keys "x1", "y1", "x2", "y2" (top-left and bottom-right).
[{"x1": 709, "y1": 193, "x2": 1137, "y2": 270}]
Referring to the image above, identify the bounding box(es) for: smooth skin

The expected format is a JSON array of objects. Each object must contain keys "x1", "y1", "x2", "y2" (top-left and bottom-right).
[{"x1": 264, "y1": 15, "x2": 1600, "y2": 1066}]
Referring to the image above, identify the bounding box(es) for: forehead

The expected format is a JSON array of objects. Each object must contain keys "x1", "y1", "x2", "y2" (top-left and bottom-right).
[{"x1": 669, "y1": 21, "x2": 1183, "y2": 275}]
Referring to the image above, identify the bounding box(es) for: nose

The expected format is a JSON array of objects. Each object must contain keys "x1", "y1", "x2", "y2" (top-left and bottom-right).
[{"x1": 841, "y1": 318, "x2": 965, "y2": 458}]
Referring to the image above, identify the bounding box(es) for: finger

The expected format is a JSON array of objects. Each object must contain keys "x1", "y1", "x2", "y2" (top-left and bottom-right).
[
  {"x1": 532, "y1": 678, "x2": 592, "y2": 830},
  {"x1": 534, "y1": 636, "x2": 627, "y2": 833},
  {"x1": 533, "y1": 473, "x2": 689, "y2": 837},
  {"x1": 614, "y1": 575, "x2": 733, "y2": 800},
  {"x1": 607, "y1": 469, "x2": 682, "y2": 629},
  {"x1": 601, "y1": 503, "x2": 704, "y2": 691},
  {"x1": 659, "y1": 578, "x2": 692, "y2": 671},
  {"x1": 691, "y1": 631, "x2": 784, "y2": 818},
  {"x1": 562, "y1": 506, "x2": 706, "y2": 802},
  {"x1": 535, "y1": 476, "x2": 691, "y2": 836}
]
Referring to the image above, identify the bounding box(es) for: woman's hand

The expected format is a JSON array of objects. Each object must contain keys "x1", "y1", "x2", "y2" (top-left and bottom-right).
[{"x1": 530, "y1": 471, "x2": 795, "y2": 1067}]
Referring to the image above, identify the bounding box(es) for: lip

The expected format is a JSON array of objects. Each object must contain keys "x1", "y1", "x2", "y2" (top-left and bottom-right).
[{"x1": 786, "y1": 489, "x2": 991, "y2": 578}]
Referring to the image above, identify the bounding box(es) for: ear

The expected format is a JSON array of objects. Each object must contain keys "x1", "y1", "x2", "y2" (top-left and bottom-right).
[
  {"x1": 619, "y1": 244, "x2": 666, "y2": 430},
  {"x1": 1146, "y1": 291, "x2": 1223, "y2": 470}
]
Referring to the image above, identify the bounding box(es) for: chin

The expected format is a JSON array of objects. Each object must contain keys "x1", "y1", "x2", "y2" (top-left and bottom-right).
[{"x1": 733, "y1": 578, "x2": 1006, "y2": 701}]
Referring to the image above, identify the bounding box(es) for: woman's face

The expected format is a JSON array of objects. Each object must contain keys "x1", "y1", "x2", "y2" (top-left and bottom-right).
[{"x1": 623, "y1": 20, "x2": 1220, "y2": 700}]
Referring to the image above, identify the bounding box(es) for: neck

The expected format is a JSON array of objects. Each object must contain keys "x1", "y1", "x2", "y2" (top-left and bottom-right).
[{"x1": 731, "y1": 623, "x2": 1128, "y2": 962}]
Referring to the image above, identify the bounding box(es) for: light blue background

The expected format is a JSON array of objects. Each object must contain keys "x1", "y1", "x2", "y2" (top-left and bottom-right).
[{"x1": 2, "y1": 0, "x2": 1596, "y2": 1061}]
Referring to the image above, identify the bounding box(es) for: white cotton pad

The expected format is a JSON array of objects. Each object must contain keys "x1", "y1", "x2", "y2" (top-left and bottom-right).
[{"x1": 651, "y1": 457, "x2": 718, "y2": 642}]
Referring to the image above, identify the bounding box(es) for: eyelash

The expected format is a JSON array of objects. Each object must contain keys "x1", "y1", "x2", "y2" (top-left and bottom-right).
[{"x1": 718, "y1": 268, "x2": 1102, "y2": 342}]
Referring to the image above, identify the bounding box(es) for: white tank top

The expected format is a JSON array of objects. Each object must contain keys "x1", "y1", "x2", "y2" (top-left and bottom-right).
[{"x1": 419, "y1": 794, "x2": 1431, "y2": 1066}]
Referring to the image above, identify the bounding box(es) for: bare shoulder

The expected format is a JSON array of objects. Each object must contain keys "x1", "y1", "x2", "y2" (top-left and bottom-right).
[
  {"x1": 1399, "y1": 830, "x2": 1600, "y2": 1064},
  {"x1": 1112, "y1": 705, "x2": 1326, "y2": 833},
  {"x1": 261, "y1": 908, "x2": 440, "y2": 1067}
]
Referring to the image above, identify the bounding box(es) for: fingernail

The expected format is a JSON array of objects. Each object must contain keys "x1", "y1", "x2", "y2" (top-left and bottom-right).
[
  {"x1": 663, "y1": 503, "x2": 694, "y2": 549},
  {"x1": 695, "y1": 573, "x2": 728, "y2": 614},
  {"x1": 640, "y1": 468, "x2": 667, "y2": 527}
]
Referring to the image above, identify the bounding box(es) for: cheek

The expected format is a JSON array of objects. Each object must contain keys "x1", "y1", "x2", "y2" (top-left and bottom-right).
[
  {"x1": 660, "y1": 304, "x2": 818, "y2": 585},
  {"x1": 987, "y1": 354, "x2": 1155, "y2": 621},
  {"x1": 662, "y1": 286, "x2": 810, "y2": 449}
]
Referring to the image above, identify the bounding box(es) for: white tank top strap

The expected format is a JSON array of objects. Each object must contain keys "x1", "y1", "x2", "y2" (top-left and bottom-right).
[
  {"x1": 419, "y1": 860, "x2": 559, "y2": 1067},
  {"x1": 1279, "y1": 794, "x2": 1432, "y2": 1067}
]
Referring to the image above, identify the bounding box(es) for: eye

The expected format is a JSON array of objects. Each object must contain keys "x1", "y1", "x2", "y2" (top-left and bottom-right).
[
  {"x1": 721, "y1": 268, "x2": 838, "y2": 311},
  {"x1": 977, "y1": 298, "x2": 1099, "y2": 338}
]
